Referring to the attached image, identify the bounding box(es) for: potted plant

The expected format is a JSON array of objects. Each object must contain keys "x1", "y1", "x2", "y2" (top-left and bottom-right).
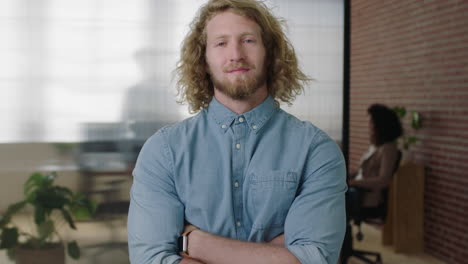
[
  {"x1": 0, "y1": 172, "x2": 96, "y2": 264},
  {"x1": 387, "y1": 107, "x2": 425, "y2": 252},
  {"x1": 392, "y1": 106, "x2": 423, "y2": 159}
]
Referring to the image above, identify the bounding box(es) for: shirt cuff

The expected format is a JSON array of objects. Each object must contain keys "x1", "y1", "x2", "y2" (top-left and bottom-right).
[
  {"x1": 153, "y1": 253, "x2": 182, "y2": 264},
  {"x1": 287, "y1": 244, "x2": 328, "y2": 264}
]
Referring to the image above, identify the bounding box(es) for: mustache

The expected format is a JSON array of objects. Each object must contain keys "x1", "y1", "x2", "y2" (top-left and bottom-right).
[{"x1": 223, "y1": 63, "x2": 256, "y2": 73}]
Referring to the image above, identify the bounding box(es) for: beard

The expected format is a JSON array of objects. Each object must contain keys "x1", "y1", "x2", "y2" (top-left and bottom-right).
[{"x1": 210, "y1": 63, "x2": 267, "y2": 100}]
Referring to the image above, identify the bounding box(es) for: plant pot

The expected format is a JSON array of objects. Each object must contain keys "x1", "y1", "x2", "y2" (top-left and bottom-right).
[{"x1": 15, "y1": 244, "x2": 65, "y2": 264}]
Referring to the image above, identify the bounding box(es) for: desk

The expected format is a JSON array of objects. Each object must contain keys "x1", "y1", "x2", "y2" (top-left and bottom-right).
[{"x1": 79, "y1": 169, "x2": 133, "y2": 196}]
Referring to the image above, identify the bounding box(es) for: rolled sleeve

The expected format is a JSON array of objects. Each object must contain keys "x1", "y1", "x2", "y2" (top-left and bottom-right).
[
  {"x1": 285, "y1": 131, "x2": 347, "y2": 264},
  {"x1": 127, "y1": 129, "x2": 184, "y2": 264},
  {"x1": 287, "y1": 244, "x2": 327, "y2": 263}
]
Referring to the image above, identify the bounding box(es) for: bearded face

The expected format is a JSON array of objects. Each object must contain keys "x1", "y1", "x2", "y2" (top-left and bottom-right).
[
  {"x1": 208, "y1": 61, "x2": 267, "y2": 100},
  {"x1": 205, "y1": 11, "x2": 268, "y2": 101}
]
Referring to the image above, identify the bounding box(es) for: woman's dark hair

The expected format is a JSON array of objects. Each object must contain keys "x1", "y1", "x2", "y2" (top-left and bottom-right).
[{"x1": 368, "y1": 104, "x2": 403, "y2": 146}]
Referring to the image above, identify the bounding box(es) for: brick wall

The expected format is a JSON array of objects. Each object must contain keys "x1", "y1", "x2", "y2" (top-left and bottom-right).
[{"x1": 349, "y1": 1, "x2": 468, "y2": 263}]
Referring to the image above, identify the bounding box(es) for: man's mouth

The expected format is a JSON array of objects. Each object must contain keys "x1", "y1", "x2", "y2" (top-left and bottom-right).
[{"x1": 227, "y1": 67, "x2": 250, "y2": 73}]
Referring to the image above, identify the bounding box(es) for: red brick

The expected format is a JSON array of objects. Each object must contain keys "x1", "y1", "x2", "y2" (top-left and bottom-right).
[{"x1": 350, "y1": 0, "x2": 468, "y2": 261}]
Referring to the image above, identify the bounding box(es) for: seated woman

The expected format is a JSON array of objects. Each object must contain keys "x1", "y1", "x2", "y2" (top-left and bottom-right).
[
  {"x1": 348, "y1": 104, "x2": 403, "y2": 211},
  {"x1": 341, "y1": 104, "x2": 403, "y2": 263}
]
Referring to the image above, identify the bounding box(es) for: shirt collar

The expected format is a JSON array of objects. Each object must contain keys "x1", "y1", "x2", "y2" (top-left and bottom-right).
[{"x1": 206, "y1": 95, "x2": 278, "y2": 134}]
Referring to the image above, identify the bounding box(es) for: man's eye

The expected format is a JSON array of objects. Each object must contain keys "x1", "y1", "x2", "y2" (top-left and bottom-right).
[
  {"x1": 217, "y1": 42, "x2": 226, "y2": 47},
  {"x1": 244, "y1": 39, "x2": 254, "y2": 43}
]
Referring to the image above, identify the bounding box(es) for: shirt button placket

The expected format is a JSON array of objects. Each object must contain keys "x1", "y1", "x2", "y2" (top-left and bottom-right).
[{"x1": 232, "y1": 118, "x2": 247, "y2": 240}]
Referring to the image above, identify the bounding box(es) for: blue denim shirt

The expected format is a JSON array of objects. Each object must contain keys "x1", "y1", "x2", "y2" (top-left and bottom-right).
[{"x1": 128, "y1": 96, "x2": 347, "y2": 264}]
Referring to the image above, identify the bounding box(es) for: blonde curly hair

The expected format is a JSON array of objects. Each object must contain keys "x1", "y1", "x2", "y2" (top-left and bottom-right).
[{"x1": 175, "y1": 0, "x2": 311, "y2": 113}]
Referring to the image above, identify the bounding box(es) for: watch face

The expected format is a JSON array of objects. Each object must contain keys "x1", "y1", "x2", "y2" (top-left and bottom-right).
[
  {"x1": 177, "y1": 236, "x2": 184, "y2": 253},
  {"x1": 177, "y1": 236, "x2": 188, "y2": 253}
]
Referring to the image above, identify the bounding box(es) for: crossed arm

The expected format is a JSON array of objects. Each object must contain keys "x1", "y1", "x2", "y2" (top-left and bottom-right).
[
  {"x1": 180, "y1": 228, "x2": 298, "y2": 264},
  {"x1": 128, "y1": 162, "x2": 346, "y2": 264},
  {"x1": 128, "y1": 131, "x2": 347, "y2": 264}
]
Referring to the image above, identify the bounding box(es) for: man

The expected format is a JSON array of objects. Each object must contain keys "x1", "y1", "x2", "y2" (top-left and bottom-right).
[{"x1": 128, "y1": 0, "x2": 347, "y2": 263}]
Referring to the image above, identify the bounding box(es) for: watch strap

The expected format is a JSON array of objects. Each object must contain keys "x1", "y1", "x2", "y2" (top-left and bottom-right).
[
  {"x1": 178, "y1": 228, "x2": 198, "y2": 255},
  {"x1": 182, "y1": 228, "x2": 196, "y2": 237}
]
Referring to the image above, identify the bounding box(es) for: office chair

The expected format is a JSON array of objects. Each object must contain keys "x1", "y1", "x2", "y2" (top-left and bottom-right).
[{"x1": 341, "y1": 150, "x2": 402, "y2": 264}]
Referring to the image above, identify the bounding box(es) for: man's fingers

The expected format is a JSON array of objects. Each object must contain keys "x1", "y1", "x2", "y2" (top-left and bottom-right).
[
  {"x1": 183, "y1": 224, "x2": 199, "y2": 234},
  {"x1": 180, "y1": 257, "x2": 205, "y2": 264},
  {"x1": 268, "y1": 233, "x2": 285, "y2": 247}
]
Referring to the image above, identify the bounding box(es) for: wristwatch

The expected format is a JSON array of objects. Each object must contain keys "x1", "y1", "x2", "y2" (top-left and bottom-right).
[{"x1": 177, "y1": 229, "x2": 196, "y2": 255}]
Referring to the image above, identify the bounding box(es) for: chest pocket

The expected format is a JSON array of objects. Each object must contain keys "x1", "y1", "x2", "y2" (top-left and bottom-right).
[{"x1": 248, "y1": 170, "x2": 298, "y2": 229}]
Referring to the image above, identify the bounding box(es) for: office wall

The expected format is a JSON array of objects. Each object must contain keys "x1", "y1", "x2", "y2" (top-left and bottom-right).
[
  {"x1": 0, "y1": 143, "x2": 80, "y2": 210},
  {"x1": 349, "y1": 1, "x2": 468, "y2": 263},
  {"x1": 0, "y1": 0, "x2": 344, "y2": 143}
]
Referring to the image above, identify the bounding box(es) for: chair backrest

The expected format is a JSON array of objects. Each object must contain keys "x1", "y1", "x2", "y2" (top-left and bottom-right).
[
  {"x1": 376, "y1": 150, "x2": 403, "y2": 220},
  {"x1": 351, "y1": 149, "x2": 403, "y2": 225},
  {"x1": 392, "y1": 150, "x2": 403, "y2": 175}
]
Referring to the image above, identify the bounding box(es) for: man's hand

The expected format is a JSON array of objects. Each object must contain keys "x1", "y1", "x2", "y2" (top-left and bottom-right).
[
  {"x1": 187, "y1": 229, "x2": 300, "y2": 264},
  {"x1": 180, "y1": 257, "x2": 205, "y2": 264},
  {"x1": 180, "y1": 224, "x2": 298, "y2": 264},
  {"x1": 181, "y1": 224, "x2": 204, "y2": 263},
  {"x1": 183, "y1": 224, "x2": 199, "y2": 234},
  {"x1": 268, "y1": 234, "x2": 285, "y2": 247}
]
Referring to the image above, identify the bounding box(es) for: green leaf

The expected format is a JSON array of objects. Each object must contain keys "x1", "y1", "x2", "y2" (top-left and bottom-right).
[
  {"x1": 37, "y1": 220, "x2": 55, "y2": 241},
  {"x1": 0, "y1": 216, "x2": 9, "y2": 228},
  {"x1": 67, "y1": 241, "x2": 80, "y2": 259},
  {"x1": 35, "y1": 189, "x2": 69, "y2": 209},
  {"x1": 24, "y1": 172, "x2": 58, "y2": 204},
  {"x1": 0, "y1": 203, "x2": 19, "y2": 227},
  {"x1": 24, "y1": 172, "x2": 49, "y2": 196},
  {"x1": 408, "y1": 136, "x2": 418, "y2": 144},
  {"x1": 71, "y1": 206, "x2": 92, "y2": 220},
  {"x1": 71, "y1": 193, "x2": 88, "y2": 208},
  {"x1": 2, "y1": 201, "x2": 28, "y2": 226},
  {"x1": 70, "y1": 193, "x2": 97, "y2": 219},
  {"x1": 25, "y1": 190, "x2": 38, "y2": 204},
  {"x1": 60, "y1": 209, "x2": 76, "y2": 230},
  {"x1": 88, "y1": 200, "x2": 98, "y2": 215},
  {"x1": 34, "y1": 205, "x2": 46, "y2": 225},
  {"x1": 392, "y1": 106, "x2": 406, "y2": 118},
  {"x1": 411, "y1": 111, "x2": 422, "y2": 130},
  {"x1": 0, "y1": 227, "x2": 19, "y2": 249},
  {"x1": 6, "y1": 200, "x2": 27, "y2": 214},
  {"x1": 54, "y1": 186, "x2": 73, "y2": 200}
]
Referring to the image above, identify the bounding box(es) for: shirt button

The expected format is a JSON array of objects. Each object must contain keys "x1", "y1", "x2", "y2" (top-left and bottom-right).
[
  {"x1": 239, "y1": 117, "x2": 244, "y2": 123},
  {"x1": 234, "y1": 181, "x2": 239, "y2": 188},
  {"x1": 221, "y1": 124, "x2": 227, "y2": 129},
  {"x1": 236, "y1": 143, "x2": 241, "y2": 149},
  {"x1": 236, "y1": 221, "x2": 241, "y2": 227},
  {"x1": 252, "y1": 125, "x2": 257, "y2": 130}
]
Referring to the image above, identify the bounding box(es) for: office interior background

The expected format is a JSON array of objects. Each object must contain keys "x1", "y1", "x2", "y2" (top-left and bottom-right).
[{"x1": 0, "y1": 0, "x2": 467, "y2": 263}]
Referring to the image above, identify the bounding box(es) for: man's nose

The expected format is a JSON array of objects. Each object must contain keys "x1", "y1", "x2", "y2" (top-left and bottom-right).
[{"x1": 229, "y1": 42, "x2": 245, "y2": 62}]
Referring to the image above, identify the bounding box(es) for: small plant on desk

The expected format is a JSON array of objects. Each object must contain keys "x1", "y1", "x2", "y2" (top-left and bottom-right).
[{"x1": 0, "y1": 172, "x2": 96, "y2": 264}]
